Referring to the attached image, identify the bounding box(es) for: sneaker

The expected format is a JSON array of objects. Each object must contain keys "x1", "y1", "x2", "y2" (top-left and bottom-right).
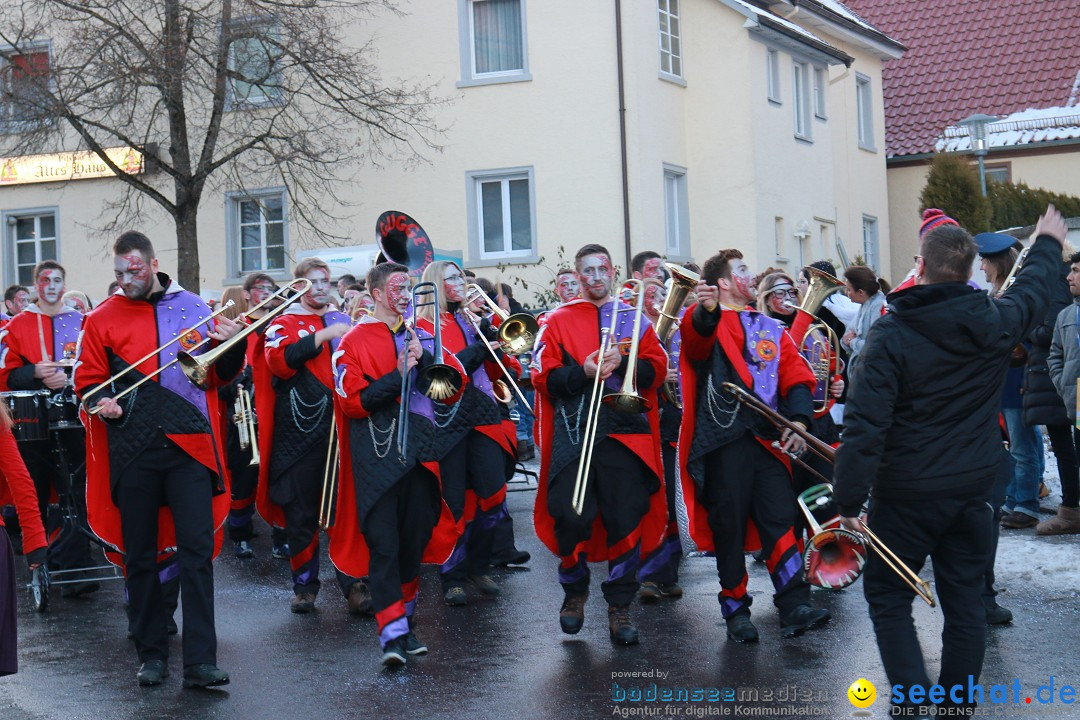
[
  {"x1": 347, "y1": 581, "x2": 373, "y2": 616},
  {"x1": 234, "y1": 540, "x2": 254, "y2": 559},
  {"x1": 403, "y1": 631, "x2": 428, "y2": 656},
  {"x1": 290, "y1": 592, "x2": 317, "y2": 614},
  {"x1": 637, "y1": 581, "x2": 663, "y2": 604},
  {"x1": 725, "y1": 613, "x2": 759, "y2": 643},
  {"x1": 137, "y1": 659, "x2": 168, "y2": 687},
  {"x1": 182, "y1": 663, "x2": 230, "y2": 689},
  {"x1": 491, "y1": 549, "x2": 531, "y2": 567},
  {"x1": 467, "y1": 574, "x2": 501, "y2": 596},
  {"x1": 271, "y1": 542, "x2": 290, "y2": 560},
  {"x1": 657, "y1": 581, "x2": 683, "y2": 598},
  {"x1": 607, "y1": 605, "x2": 640, "y2": 645},
  {"x1": 985, "y1": 603, "x2": 1013, "y2": 625},
  {"x1": 559, "y1": 593, "x2": 587, "y2": 635},
  {"x1": 381, "y1": 638, "x2": 407, "y2": 667},
  {"x1": 444, "y1": 585, "x2": 468, "y2": 607},
  {"x1": 780, "y1": 604, "x2": 831, "y2": 639},
  {"x1": 1001, "y1": 511, "x2": 1038, "y2": 529}
]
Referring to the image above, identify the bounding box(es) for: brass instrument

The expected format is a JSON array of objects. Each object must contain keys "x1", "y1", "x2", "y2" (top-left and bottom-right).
[
  {"x1": 319, "y1": 415, "x2": 339, "y2": 529},
  {"x1": 81, "y1": 299, "x2": 236, "y2": 415},
  {"x1": 459, "y1": 305, "x2": 534, "y2": 415},
  {"x1": 997, "y1": 245, "x2": 1029, "y2": 296},
  {"x1": 233, "y1": 385, "x2": 260, "y2": 466},
  {"x1": 464, "y1": 283, "x2": 539, "y2": 356},
  {"x1": 721, "y1": 382, "x2": 937, "y2": 607},
  {"x1": 572, "y1": 281, "x2": 650, "y2": 515},
  {"x1": 788, "y1": 266, "x2": 846, "y2": 414},
  {"x1": 178, "y1": 279, "x2": 312, "y2": 390},
  {"x1": 655, "y1": 263, "x2": 699, "y2": 409},
  {"x1": 376, "y1": 210, "x2": 434, "y2": 276}
]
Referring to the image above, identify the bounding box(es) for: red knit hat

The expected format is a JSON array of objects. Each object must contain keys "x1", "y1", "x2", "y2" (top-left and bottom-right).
[{"x1": 919, "y1": 208, "x2": 959, "y2": 240}]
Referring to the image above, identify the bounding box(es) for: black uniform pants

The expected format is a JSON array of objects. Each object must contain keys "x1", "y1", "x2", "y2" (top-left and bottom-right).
[
  {"x1": 271, "y1": 440, "x2": 329, "y2": 595},
  {"x1": 20, "y1": 432, "x2": 94, "y2": 572},
  {"x1": 548, "y1": 438, "x2": 651, "y2": 607},
  {"x1": 114, "y1": 443, "x2": 216, "y2": 667},
  {"x1": 639, "y1": 440, "x2": 681, "y2": 585},
  {"x1": 864, "y1": 494, "x2": 992, "y2": 708},
  {"x1": 227, "y1": 461, "x2": 259, "y2": 541}
]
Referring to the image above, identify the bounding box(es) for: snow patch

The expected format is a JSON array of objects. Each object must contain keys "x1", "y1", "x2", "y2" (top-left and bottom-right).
[{"x1": 936, "y1": 105, "x2": 1080, "y2": 152}]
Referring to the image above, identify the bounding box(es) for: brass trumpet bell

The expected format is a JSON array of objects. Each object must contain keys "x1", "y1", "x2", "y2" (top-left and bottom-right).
[
  {"x1": 602, "y1": 391, "x2": 652, "y2": 414},
  {"x1": 464, "y1": 283, "x2": 538, "y2": 356},
  {"x1": 416, "y1": 363, "x2": 463, "y2": 402}
]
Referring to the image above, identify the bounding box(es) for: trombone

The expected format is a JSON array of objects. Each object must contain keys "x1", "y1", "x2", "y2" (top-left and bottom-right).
[
  {"x1": 234, "y1": 385, "x2": 260, "y2": 467},
  {"x1": 464, "y1": 283, "x2": 539, "y2": 356},
  {"x1": 571, "y1": 280, "x2": 650, "y2": 515},
  {"x1": 319, "y1": 416, "x2": 339, "y2": 529},
  {"x1": 459, "y1": 305, "x2": 533, "y2": 415}
]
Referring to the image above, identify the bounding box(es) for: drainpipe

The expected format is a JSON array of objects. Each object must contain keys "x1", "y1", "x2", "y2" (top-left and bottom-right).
[{"x1": 615, "y1": 0, "x2": 632, "y2": 269}]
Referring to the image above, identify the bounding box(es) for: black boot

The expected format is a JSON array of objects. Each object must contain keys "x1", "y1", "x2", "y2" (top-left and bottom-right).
[{"x1": 725, "y1": 612, "x2": 759, "y2": 643}]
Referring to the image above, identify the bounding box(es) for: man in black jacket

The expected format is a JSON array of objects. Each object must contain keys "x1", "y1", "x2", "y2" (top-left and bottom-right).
[{"x1": 833, "y1": 205, "x2": 1066, "y2": 713}]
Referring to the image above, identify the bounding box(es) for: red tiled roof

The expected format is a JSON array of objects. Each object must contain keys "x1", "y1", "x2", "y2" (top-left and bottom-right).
[{"x1": 842, "y1": 0, "x2": 1080, "y2": 157}]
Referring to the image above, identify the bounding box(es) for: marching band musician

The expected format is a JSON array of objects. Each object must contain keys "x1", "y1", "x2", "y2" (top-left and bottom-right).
[
  {"x1": 679, "y1": 249, "x2": 831, "y2": 644},
  {"x1": 75, "y1": 231, "x2": 244, "y2": 688},
  {"x1": 0, "y1": 260, "x2": 98, "y2": 595},
  {"x1": 328, "y1": 261, "x2": 463, "y2": 666},
  {"x1": 415, "y1": 261, "x2": 520, "y2": 606},
  {"x1": 262, "y1": 258, "x2": 351, "y2": 614},
  {"x1": 532, "y1": 243, "x2": 668, "y2": 646}
]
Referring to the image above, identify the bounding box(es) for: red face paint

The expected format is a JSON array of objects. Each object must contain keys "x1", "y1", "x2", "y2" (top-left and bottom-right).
[
  {"x1": 643, "y1": 258, "x2": 664, "y2": 281},
  {"x1": 442, "y1": 266, "x2": 465, "y2": 303},
  {"x1": 303, "y1": 268, "x2": 331, "y2": 309},
  {"x1": 556, "y1": 274, "x2": 579, "y2": 304},
  {"x1": 37, "y1": 269, "x2": 65, "y2": 305},
  {"x1": 383, "y1": 273, "x2": 411, "y2": 315},
  {"x1": 577, "y1": 254, "x2": 613, "y2": 302},
  {"x1": 114, "y1": 253, "x2": 153, "y2": 300}
]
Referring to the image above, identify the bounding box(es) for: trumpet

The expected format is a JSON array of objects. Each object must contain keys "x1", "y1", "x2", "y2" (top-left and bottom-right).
[
  {"x1": 655, "y1": 263, "x2": 699, "y2": 409},
  {"x1": 233, "y1": 385, "x2": 260, "y2": 466},
  {"x1": 459, "y1": 305, "x2": 533, "y2": 415},
  {"x1": 464, "y1": 283, "x2": 539, "y2": 355}
]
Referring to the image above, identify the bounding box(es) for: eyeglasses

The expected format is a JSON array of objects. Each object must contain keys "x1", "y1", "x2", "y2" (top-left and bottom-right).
[
  {"x1": 770, "y1": 288, "x2": 799, "y2": 299},
  {"x1": 252, "y1": 284, "x2": 276, "y2": 293}
]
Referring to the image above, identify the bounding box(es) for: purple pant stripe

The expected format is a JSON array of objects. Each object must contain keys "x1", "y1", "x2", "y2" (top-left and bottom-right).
[
  {"x1": 379, "y1": 616, "x2": 410, "y2": 649},
  {"x1": 720, "y1": 595, "x2": 748, "y2": 619},
  {"x1": 404, "y1": 598, "x2": 417, "y2": 617},
  {"x1": 607, "y1": 547, "x2": 640, "y2": 584},
  {"x1": 637, "y1": 537, "x2": 681, "y2": 579},
  {"x1": 440, "y1": 530, "x2": 470, "y2": 574},
  {"x1": 294, "y1": 555, "x2": 320, "y2": 587},
  {"x1": 771, "y1": 550, "x2": 802, "y2": 592},
  {"x1": 475, "y1": 505, "x2": 505, "y2": 531},
  {"x1": 228, "y1": 506, "x2": 255, "y2": 526},
  {"x1": 158, "y1": 562, "x2": 179, "y2": 585},
  {"x1": 558, "y1": 559, "x2": 589, "y2": 585}
]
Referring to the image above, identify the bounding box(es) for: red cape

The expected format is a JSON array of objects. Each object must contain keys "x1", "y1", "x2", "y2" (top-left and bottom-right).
[{"x1": 249, "y1": 329, "x2": 286, "y2": 530}]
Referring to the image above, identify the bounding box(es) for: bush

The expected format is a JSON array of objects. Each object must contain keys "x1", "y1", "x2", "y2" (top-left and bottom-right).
[
  {"x1": 919, "y1": 153, "x2": 992, "y2": 234},
  {"x1": 988, "y1": 180, "x2": 1080, "y2": 230}
]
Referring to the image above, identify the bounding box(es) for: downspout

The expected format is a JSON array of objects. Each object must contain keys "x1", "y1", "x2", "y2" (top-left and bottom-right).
[{"x1": 615, "y1": 0, "x2": 632, "y2": 269}]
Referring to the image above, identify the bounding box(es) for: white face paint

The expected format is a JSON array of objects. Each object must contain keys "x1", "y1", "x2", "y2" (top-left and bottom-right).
[
  {"x1": 576, "y1": 254, "x2": 613, "y2": 302},
  {"x1": 114, "y1": 252, "x2": 156, "y2": 300},
  {"x1": 380, "y1": 273, "x2": 412, "y2": 316},
  {"x1": 556, "y1": 274, "x2": 579, "y2": 304},
  {"x1": 302, "y1": 268, "x2": 332, "y2": 309},
  {"x1": 730, "y1": 261, "x2": 754, "y2": 303},
  {"x1": 442, "y1": 265, "x2": 466, "y2": 303},
  {"x1": 37, "y1": 269, "x2": 65, "y2": 305}
]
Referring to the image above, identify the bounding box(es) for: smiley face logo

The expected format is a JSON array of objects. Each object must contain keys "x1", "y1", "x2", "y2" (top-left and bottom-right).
[{"x1": 848, "y1": 678, "x2": 876, "y2": 709}]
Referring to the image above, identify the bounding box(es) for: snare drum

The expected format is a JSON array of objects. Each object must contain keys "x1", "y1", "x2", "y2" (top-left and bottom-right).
[
  {"x1": 48, "y1": 392, "x2": 82, "y2": 431},
  {"x1": 1, "y1": 390, "x2": 51, "y2": 442}
]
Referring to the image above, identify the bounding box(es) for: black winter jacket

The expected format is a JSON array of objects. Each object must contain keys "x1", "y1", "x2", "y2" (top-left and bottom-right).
[
  {"x1": 833, "y1": 235, "x2": 1060, "y2": 517},
  {"x1": 1022, "y1": 257, "x2": 1072, "y2": 426}
]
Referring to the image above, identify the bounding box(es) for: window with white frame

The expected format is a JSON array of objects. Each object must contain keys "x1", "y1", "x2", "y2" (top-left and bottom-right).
[
  {"x1": 862, "y1": 215, "x2": 879, "y2": 271},
  {"x1": 658, "y1": 0, "x2": 682, "y2": 79},
  {"x1": 663, "y1": 165, "x2": 690, "y2": 257},
  {"x1": 774, "y1": 217, "x2": 785, "y2": 258},
  {"x1": 227, "y1": 190, "x2": 287, "y2": 277},
  {"x1": 813, "y1": 67, "x2": 827, "y2": 119},
  {"x1": 6, "y1": 211, "x2": 57, "y2": 286},
  {"x1": 462, "y1": 0, "x2": 528, "y2": 83},
  {"x1": 227, "y1": 21, "x2": 282, "y2": 108},
  {"x1": 766, "y1": 48, "x2": 780, "y2": 103},
  {"x1": 468, "y1": 168, "x2": 535, "y2": 260},
  {"x1": 793, "y1": 61, "x2": 809, "y2": 139},
  {"x1": 0, "y1": 45, "x2": 51, "y2": 129},
  {"x1": 856, "y1": 74, "x2": 875, "y2": 150}
]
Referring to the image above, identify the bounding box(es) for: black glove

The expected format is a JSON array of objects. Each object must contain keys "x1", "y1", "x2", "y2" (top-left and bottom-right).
[{"x1": 25, "y1": 546, "x2": 47, "y2": 568}]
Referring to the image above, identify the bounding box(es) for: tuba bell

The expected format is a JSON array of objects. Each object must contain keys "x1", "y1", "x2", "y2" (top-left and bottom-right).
[
  {"x1": 375, "y1": 211, "x2": 434, "y2": 277},
  {"x1": 788, "y1": 266, "x2": 845, "y2": 415},
  {"x1": 655, "y1": 262, "x2": 699, "y2": 409}
]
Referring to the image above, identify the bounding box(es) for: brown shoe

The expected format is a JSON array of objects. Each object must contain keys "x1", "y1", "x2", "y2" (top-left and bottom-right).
[
  {"x1": 608, "y1": 605, "x2": 640, "y2": 645},
  {"x1": 1039, "y1": 482, "x2": 1050, "y2": 499},
  {"x1": 290, "y1": 592, "x2": 317, "y2": 614},
  {"x1": 347, "y1": 581, "x2": 372, "y2": 616},
  {"x1": 559, "y1": 593, "x2": 587, "y2": 634},
  {"x1": 1035, "y1": 505, "x2": 1080, "y2": 536},
  {"x1": 1001, "y1": 511, "x2": 1038, "y2": 529}
]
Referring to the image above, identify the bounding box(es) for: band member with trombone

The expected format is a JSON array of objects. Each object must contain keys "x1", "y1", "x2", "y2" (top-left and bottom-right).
[
  {"x1": 328, "y1": 262, "x2": 463, "y2": 666},
  {"x1": 415, "y1": 261, "x2": 523, "y2": 605},
  {"x1": 0, "y1": 260, "x2": 98, "y2": 594},
  {"x1": 74, "y1": 231, "x2": 244, "y2": 688},
  {"x1": 263, "y1": 258, "x2": 350, "y2": 614},
  {"x1": 679, "y1": 249, "x2": 830, "y2": 644},
  {"x1": 532, "y1": 244, "x2": 668, "y2": 645},
  {"x1": 833, "y1": 207, "x2": 1066, "y2": 714}
]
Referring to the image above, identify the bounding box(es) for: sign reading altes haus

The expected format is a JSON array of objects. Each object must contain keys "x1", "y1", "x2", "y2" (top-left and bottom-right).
[{"x1": 0, "y1": 147, "x2": 144, "y2": 186}]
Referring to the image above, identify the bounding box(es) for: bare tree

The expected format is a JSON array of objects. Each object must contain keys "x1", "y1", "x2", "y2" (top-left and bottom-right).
[{"x1": 0, "y1": 0, "x2": 443, "y2": 290}]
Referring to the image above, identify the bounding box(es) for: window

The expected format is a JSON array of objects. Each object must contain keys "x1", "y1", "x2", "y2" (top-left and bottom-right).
[
  {"x1": 4, "y1": 210, "x2": 57, "y2": 286},
  {"x1": 774, "y1": 217, "x2": 785, "y2": 258},
  {"x1": 0, "y1": 46, "x2": 51, "y2": 129},
  {"x1": 226, "y1": 190, "x2": 288, "y2": 279},
  {"x1": 766, "y1": 49, "x2": 780, "y2": 103},
  {"x1": 663, "y1": 165, "x2": 690, "y2": 258},
  {"x1": 227, "y1": 21, "x2": 282, "y2": 108},
  {"x1": 862, "y1": 215, "x2": 879, "y2": 271},
  {"x1": 467, "y1": 167, "x2": 536, "y2": 261},
  {"x1": 984, "y1": 162, "x2": 1012, "y2": 185},
  {"x1": 793, "y1": 61, "x2": 809, "y2": 139},
  {"x1": 813, "y1": 67, "x2": 827, "y2": 119},
  {"x1": 658, "y1": 0, "x2": 682, "y2": 79},
  {"x1": 856, "y1": 74, "x2": 875, "y2": 150},
  {"x1": 460, "y1": 0, "x2": 529, "y2": 86}
]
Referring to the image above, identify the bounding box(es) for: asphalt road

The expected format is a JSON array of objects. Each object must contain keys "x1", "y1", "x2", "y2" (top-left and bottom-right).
[{"x1": 2, "y1": 469, "x2": 1079, "y2": 720}]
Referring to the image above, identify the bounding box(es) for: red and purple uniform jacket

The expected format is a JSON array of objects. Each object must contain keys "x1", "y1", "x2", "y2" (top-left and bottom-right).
[{"x1": 0, "y1": 304, "x2": 82, "y2": 391}]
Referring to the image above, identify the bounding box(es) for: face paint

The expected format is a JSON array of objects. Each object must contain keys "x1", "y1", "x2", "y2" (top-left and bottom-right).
[
  {"x1": 64, "y1": 296, "x2": 87, "y2": 314},
  {"x1": 303, "y1": 268, "x2": 331, "y2": 308},
  {"x1": 36, "y1": 269, "x2": 65, "y2": 305},
  {"x1": 442, "y1": 266, "x2": 466, "y2": 303},
  {"x1": 645, "y1": 284, "x2": 665, "y2": 317},
  {"x1": 730, "y1": 262, "x2": 753, "y2": 302},
  {"x1": 767, "y1": 287, "x2": 797, "y2": 316},
  {"x1": 383, "y1": 273, "x2": 412, "y2": 315},
  {"x1": 577, "y1": 254, "x2": 613, "y2": 301},
  {"x1": 248, "y1": 282, "x2": 275, "y2": 307},
  {"x1": 114, "y1": 253, "x2": 154, "y2": 300},
  {"x1": 344, "y1": 289, "x2": 361, "y2": 305},
  {"x1": 642, "y1": 258, "x2": 665, "y2": 281},
  {"x1": 556, "y1": 274, "x2": 579, "y2": 304},
  {"x1": 358, "y1": 293, "x2": 375, "y2": 312}
]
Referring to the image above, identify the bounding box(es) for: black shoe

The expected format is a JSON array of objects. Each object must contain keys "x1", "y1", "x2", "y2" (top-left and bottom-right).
[
  {"x1": 271, "y1": 542, "x2": 290, "y2": 560},
  {"x1": 234, "y1": 540, "x2": 254, "y2": 559},
  {"x1": 559, "y1": 593, "x2": 587, "y2": 635},
  {"x1": 607, "y1": 605, "x2": 640, "y2": 645},
  {"x1": 347, "y1": 581, "x2": 373, "y2": 616},
  {"x1": 137, "y1": 659, "x2": 168, "y2": 686},
  {"x1": 986, "y1": 603, "x2": 1013, "y2": 625},
  {"x1": 290, "y1": 592, "x2": 317, "y2": 614},
  {"x1": 182, "y1": 664, "x2": 230, "y2": 689},
  {"x1": 1001, "y1": 511, "x2": 1038, "y2": 529},
  {"x1": 444, "y1": 585, "x2": 468, "y2": 607},
  {"x1": 725, "y1": 613, "x2": 759, "y2": 643},
  {"x1": 403, "y1": 631, "x2": 428, "y2": 656},
  {"x1": 780, "y1": 604, "x2": 831, "y2": 638},
  {"x1": 61, "y1": 579, "x2": 101, "y2": 598},
  {"x1": 381, "y1": 638, "x2": 407, "y2": 667},
  {"x1": 491, "y1": 549, "x2": 531, "y2": 567},
  {"x1": 467, "y1": 574, "x2": 501, "y2": 596}
]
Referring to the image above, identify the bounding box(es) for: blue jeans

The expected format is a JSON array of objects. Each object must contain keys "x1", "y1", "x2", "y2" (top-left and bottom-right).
[{"x1": 1002, "y1": 408, "x2": 1042, "y2": 517}]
